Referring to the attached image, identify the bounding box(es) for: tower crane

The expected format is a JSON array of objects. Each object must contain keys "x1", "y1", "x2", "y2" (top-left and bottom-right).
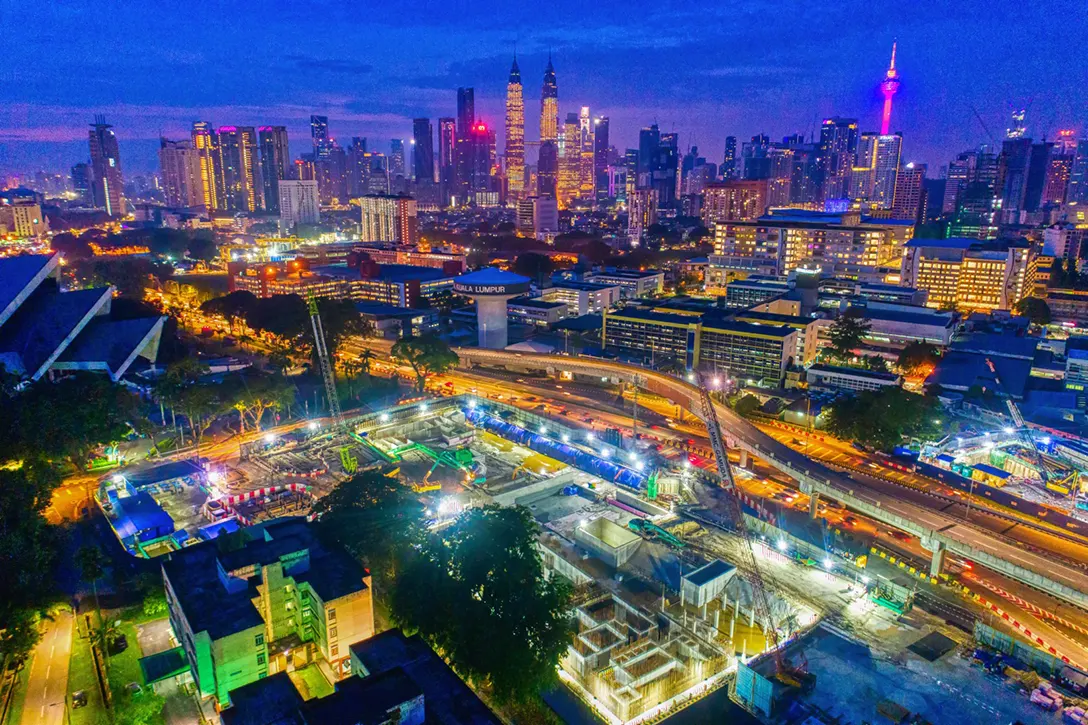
[
  {"x1": 308, "y1": 293, "x2": 344, "y2": 429},
  {"x1": 692, "y1": 372, "x2": 810, "y2": 692},
  {"x1": 985, "y1": 358, "x2": 1049, "y2": 486}
]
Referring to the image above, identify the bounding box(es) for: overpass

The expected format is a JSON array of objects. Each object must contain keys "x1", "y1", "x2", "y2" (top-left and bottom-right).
[{"x1": 456, "y1": 347, "x2": 1088, "y2": 611}]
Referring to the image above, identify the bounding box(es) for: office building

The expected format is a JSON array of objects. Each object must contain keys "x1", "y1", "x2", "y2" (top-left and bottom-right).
[
  {"x1": 627, "y1": 188, "x2": 658, "y2": 243},
  {"x1": 158, "y1": 138, "x2": 203, "y2": 208},
  {"x1": 998, "y1": 137, "x2": 1033, "y2": 223},
  {"x1": 233, "y1": 262, "x2": 454, "y2": 308},
  {"x1": 438, "y1": 117, "x2": 456, "y2": 204},
  {"x1": 558, "y1": 112, "x2": 580, "y2": 208},
  {"x1": 807, "y1": 363, "x2": 901, "y2": 393},
  {"x1": 359, "y1": 195, "x2": 418, "y2": 244},
  {"x1": 578, "y1": 107, "x2": 595, "y2": 201},
  {"x1": 412, "y1": 118, "x2": 434, "y2": 186},
  {"x1": 457, "y1": 88, "x2": 475, "y2": 142},
  {"x1": 539, "y1": 281, "x2": 621, "y2": 316},
  {"x1": 538, "y1": 141, "x2": 559, "y2": 198},
  {"x1": 163, "y1": 520, "x2": 373, "y2": 708},
  {"x1": 257, "y1": 126, "x2": 290, "y2": 213},
  {"x1": 891, "y1": 162, "x2": 927, "y2": 221},
  {"x1": 315, "y1": 144, "x2": 349, "y2": 203},
  {"x1": 585, "y1": 269, "x2": 664, "y2": 299},
  {"x1": 901, "y1": 238, "x2": 1030, "y2": 312},
  {"x1": 505, "y1": 58, "x2": 525, "y2": 201},
  {"x1": 71, "y1": 162, "x2": 93, "y2": 205},
  {"x1": 949, "y1": 181, "x2": 1000, "y2": 240},
  {"x1": 593, "y1": 115, "x2": 610, "y2": 204},
  {"x1": 353, "y1": 245, "x2": 465, "y2": 274},
  {"x1": 1069, "y1": 140, "x2": 1088, "y2": 204},
  {"x1": 88, "y1": 115, "x2": 124, "y2": 217},
  {"x1": 310, "y1": 115, "x2": 332, "y2": 159},
  {"x1": 191, "y1": 121, "x2": 220, "y2": 211},
  {"x1": 702, "y1": 180, "x2": 767, "y2": 226},
  {"x1": 540, "y1": 56, "x2": 558, "y2": 143},
  {"x1": 216, "y1": 126, "x2": 261, "y2": 212},
  {"x1": 507, "y1": 297, "x2": 569, "y2": 328},
  {"x1": 871, "y1": 133, "x2": 902, "y2": 209},
  {"x1": 0, "y1": 198, "x2": 47, "y2": 238},
  {"x1": 390, "y1": 139, "x2": 406, "y2": 185},
  {"x1": 722, "y1": 136, "x2": 738, "y2": 179},
  {"x1": 819, "y1": 117, "x2": 859, "y2": 202},
  {"x1": 277, "y1": 180, "x2": 320, "y2": 231}
]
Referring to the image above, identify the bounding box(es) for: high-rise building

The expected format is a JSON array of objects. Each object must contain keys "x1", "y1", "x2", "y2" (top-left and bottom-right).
[
  {"x1": 191, "y1": 121, "x2": 220, "y2": 211},
  {"x1": 158, "y1": 138, "x2": 203, "y2": 208},
  {"x1": 849, "y1": 132, "x2": 878, "y2": 203},
  {"x1": 902, "y1": 237, "x2": 1029, "y2": 312},
  {"x1": 278, "y1": 179, "x2": 320, "y2": 231},
  {"x1": 891, "y1": 162, "x2": 926, "y2": 222},
  {"x1": 702, "y1": 180, "x2": 768, "y2": 226},
  {"x1": 540, "y1": 56, "x2": 558, "y2": 143},
  {"x1": 593, "y1": 116, "x2": 610, "y2": 204},
  {"x1": 941, "y1": 150, "x2": 978, "y2": 214},
  {"x1": 412, "y1": 118, "x2": 435, "y2": 184},
  {"x1": 998, "y1": 137, "x2": 1033, "y2": 223},
  {"x1": 311, "y1": 115, "x2": 332, "y2": 159},
  {"x1": 872, "y1": 133, "x2": 902, "y2": 209},
  {"x1": 346, "y1": 138, "x2": 369, "y2": 197},
  {"x1": 315, "y1": 144, "x2": 349, "y2": 203},
  {"x1": 1043, "y1": 147, "x2": 1074, "y2": 206},
  {"x1": 504, "y1": 58, "x2": 525, "y2": 201},
  {"x1": 537, "y1": 141, "x2": 558, "y2": 199},
  {"x1": 71, "y1": 163, "x2": 93, "y2": 205},
  {"x1": 359, "y1": 194, "x2": 418, "y2": 244},
  {"x1": 1068, "y1": 140, "x2": 1088, "y2": 204},
  {"x1": 1006, "y1": 108, "x2": 1027, "y2": 140},
  {"x1": 455, "y1": 121, "x2": 494, "y2": 203},
  {"x1": 818, "y1": 117, "x2": 859, "y2": 202},
  {"x1": 457, "y1": 88, "x2": 475, "y2": 142},
  {"x1": 558, "y1": 112, "x2": 580, "y2": 208},
  {"x1": 950, "y1": 181, "x2": 1000, "y2": 240},
  {"x1": 390, "y1": 139, "x2": 406, "y2": 185},
  {"x1": 257, "y1": 126, "x2": 290, "y2": 213},
  {"x1": 88, "y1": 115, "x2": 124, "y2": 217},
  {"x1": 438, "y1": 118, "x2": 456, "y2": 205},
  {"x1": 628, "y1": 188, "x2": 658, "y2": 243},
  {"x1": 623, "y1": 149, "x2": 638, "y2": 204},
  {"x1": 722, "y1": 136, "x2": 738, "y2": 180},
  {"x1": 216, "y1": 126, "x2": 261, "y2": 212},
  {"x1": 578, "y1": 107, "x2": 595, "y2": 201},
  {"x1": 637, "y1": 125, "x2": 661, "y2": 184},
  {"x1": 1023, "y1": 141, "x2": 1053, "y2": 213},
  {"x1": 878, "y1": 42, "x2": 900, "y2": 136}
]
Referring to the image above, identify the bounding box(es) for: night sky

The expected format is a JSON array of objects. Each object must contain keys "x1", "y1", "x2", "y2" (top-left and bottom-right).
[{"x1": 2, "y1": 0, "x2": 1085, "y2": 175}]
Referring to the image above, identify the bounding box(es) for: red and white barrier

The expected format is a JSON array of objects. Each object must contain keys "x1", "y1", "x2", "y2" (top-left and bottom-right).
[
  {"x1": 966, "y1": 573, "x2": 1088, "y2": 639},
  {"x1": 223, "y1": 482, "x2": 315, "y2": 505},
  {"x1": 970, "y1": 586, "x2": 1085, "y2": 669}
]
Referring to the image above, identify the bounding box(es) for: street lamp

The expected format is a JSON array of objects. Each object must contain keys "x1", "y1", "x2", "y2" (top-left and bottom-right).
[
  {"x1": 380, "y1": 413, "x2": 390, "y2": 423},
  {"x1": 776, "y1": 540, "x2": 788, "y2": 552},
  {"x1": 264, "y1": 433, "x2": 276, "y2": 444}
]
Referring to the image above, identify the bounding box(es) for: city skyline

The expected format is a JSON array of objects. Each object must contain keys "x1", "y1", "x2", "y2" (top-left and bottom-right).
[{"x1": 3, "y1": 0, "x2": 1086, "y2": 175}]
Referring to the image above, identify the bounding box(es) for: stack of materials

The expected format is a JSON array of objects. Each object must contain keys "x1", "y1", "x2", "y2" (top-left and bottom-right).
[
  {"x1": 1065, "y1": 706, "x2": 1087, "y2": 724},
  {"x1": 1032, "y1": 682, "x2": 1064, "y2": 711}
]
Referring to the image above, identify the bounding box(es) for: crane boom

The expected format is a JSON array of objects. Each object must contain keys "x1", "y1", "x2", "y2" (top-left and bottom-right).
[
  {"x1": 985, "y1": 358, "x2": 1047, "y2": 484},
  {"x1": 308, "y1": 294, "x2": 345, "y2": 431},
  {"x1": 692, "y1": 373, "x2": 805, "y2": 682}
]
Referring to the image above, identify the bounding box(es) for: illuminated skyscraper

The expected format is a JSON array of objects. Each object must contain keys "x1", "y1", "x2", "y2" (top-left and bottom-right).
[
  {"x1": 258, "y1": 126, "x2": 290, "y2": 213},
  {"x1": 1006, "y1": 108, "x2": 1027, "y2": 139},
  {"x1": 505, "y1": 57, "x2": 525, "y2": 201},
  {"x1": 878, "y1": 42, "x2": 900, "y2": 136},
  {"x1": 438, "y1": 117, "x2": 456, "y2": 205},
  {"x1": 540, "y1": 56, "x2": 558, "y2": 143},
  {"x1": 891, "y1": 162, "x2": 926, "y2": 221},
  {"x1": 88, "y1": 115, "x2": 124, "y2": 217},
  {"x1": 872, "y1": 133, "x2": 903, "y2": 209},
  {"x1": 191, "y1": 121, "x2": 220, "y2": 211},
  {"x1": 457, "y1": 88, "x2": 475, "y2": 141},
  {"x1": 818, "y1": 117, "x2": 859, "y2": 202},
  {"x1": 217, "y1": 126, "x2": 261, "y2": 212},
  {"x1": 578, "y1": 107, "x2": 595, "y2": 201},
  {"x1": 412, "y1": 118, "x2": 435, "y2": 183},
  {"x1": 558, "y1": 112, "x2": 580, "y2": 208},
  {"x1": 593, "y1": 115, "x2": 610, "y2": 204},
  {"x1": 722, "y1": 136, "x2": 738, "y2": 179},
  {"x1": 311, "y1": 115, "x2": 332, "y2": 159},
  {"x1": 538, "y1": 142, "x2": 558, "y2": 199},
  {"x1": 159, "y1": 138, "x2": 203, "y2": 208}
]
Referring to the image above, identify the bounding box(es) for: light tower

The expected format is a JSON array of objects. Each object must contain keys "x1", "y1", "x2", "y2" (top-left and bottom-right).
[
  {"x1": 453, "y1": 268, "x2": 531, "y2": 349},
  {"x1": 879, "y1": 41, "x2": 900, "y2": 136}
]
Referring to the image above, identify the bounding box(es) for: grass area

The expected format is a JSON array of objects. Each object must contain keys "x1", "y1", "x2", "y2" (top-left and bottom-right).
[
  {"x1": 106, "y1": 622, "x2": 144, "y2": 690},
  {"x1": 5, "y1": 666, "x2": 30, "y2": 725},
  {"x1": 288, "y1": 665, "x2": 334, "y2": 701},
  {"x1": 68, "y1": 631, "x2": 108, "y2": 725},
  {"x1": 105, "y1": 620, "x2": 166, "y2": 725}
]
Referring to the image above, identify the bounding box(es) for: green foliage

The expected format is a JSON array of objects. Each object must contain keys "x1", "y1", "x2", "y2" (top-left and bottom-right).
[
  {"x1": 827, "y1": 310, "x2": 871, "y2": 360},
  {"x1": 76, "y1": 545, "x2": 107, "y2": 584},
  {"x1": 733, "y1": 394, "x2": 761, "y2": 417},
  {"x1": 896, "y1": 342, "x2": 941, "y2": 375},
  {"x1": 200, "y1": 290, "x2": 258, "y2": 334},
  {"x1": 823, "y1": 387, "x2": 943, "y2": 450},
  {"x1": 863, "y1": 355, "x2": 890, "y2": 373},
  {"x1": 68, "y1": 257, "x2": 174, "y2": 297},
  {"x1": 313, "y1": 470, "x2": 426, "y2": 574},
  {"x1": 513, "y1": 252, "x2": 555, "y2": 284},
  {"x1": 0, "y1": 609, "x2": 41, "y2": 667},
  {"x1": 391, "y1": 334, "x2": 459, "y2": 392},
  {"x1": 6, "y1": 374, "x2": 142, "y2": 469},
  {"x1": 245, "y1": 293, "x2": 310, "y2": 342},
  {"x1": 1014, "y1": 296, "x2": 1051, "y2": 326},
  {"x1": 222, "y1": 373, "x2": 297, "y2": 431},
  {"x1": 391, "y1": 506, "x2": 572, "y2": 704}
]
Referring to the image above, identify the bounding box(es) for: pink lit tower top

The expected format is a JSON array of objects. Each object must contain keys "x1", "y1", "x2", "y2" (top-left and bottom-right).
[{"x1": 879, "y1": 41, "x2": 900, "y2": 135}]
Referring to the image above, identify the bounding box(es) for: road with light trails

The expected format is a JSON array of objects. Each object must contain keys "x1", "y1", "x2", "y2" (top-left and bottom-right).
[{"x1": 21, "y1": 609, "x2": 73, "y2": 725}]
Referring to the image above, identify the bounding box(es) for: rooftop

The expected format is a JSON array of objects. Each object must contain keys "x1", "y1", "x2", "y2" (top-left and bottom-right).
[
  {"x1": 684, "y1": 559, "x2": 736, "y2": 587},
  {"x1": 590, "y1": 269, "x2": 664, "y2": 279},
  {"x1": 808, "y1": 363, "x2": 902, "y2": 382},
  {"x1": 701, "y1": 319, "x2": 796, "y2": 339},
  {"x1": 508, "y1": 296, "x2": 566, "y2": 310},
  {"x1": 606, "y1": 309, "x2": 701, "y2": 326},
  {"x1": 454, "y1": 267, "x2": 530, "y2": 286}
]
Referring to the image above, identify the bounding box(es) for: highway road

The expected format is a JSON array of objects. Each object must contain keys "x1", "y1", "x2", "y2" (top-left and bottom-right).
[
  {"x1": 452, "y1": 348, "x2": 1088, "y2": 608},
  {"x1": 21, "y1": 610, "x2": 73, "y2": 725}
]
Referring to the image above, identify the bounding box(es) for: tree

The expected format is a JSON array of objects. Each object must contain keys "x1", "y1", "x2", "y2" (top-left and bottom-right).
[
  {"x1": 315, "y1": 298, "x2": 373, "y2": 362},
  {"x1": 391, "y1": 506, "x2": 572, "y2": 703},
  {"x1": 897, "y1": 342, "x2": 941, "y2": 376},
  {"x1": 733, "y1": 394, "x2": 761, "y2": 417},
  {"x1": 864, "y1": 355, "x2": 890, "y2": 373},
  {"x1": 313, "y1": 470, "x2": 426, "y2": 576},
  {"x1": 513, "y1": 252, "x2": 554, "y2": 285},
  {"x1": 245, "y1": 294, "x2": 310, "y2": 342},
  {"x1": 223, "y1": 374, "x2": 296, "y2": 432},
  {"x1": 391, "y1": 335, "x2": 459, "y2": 392},
  {"x1": 1014, "y1": 296, "x2": 1052, "y2": 326},
  {"x1": 827, "y1": 310, "x2": 871, "y2": 360},
  {"x1": 823, "y1": 387, "x2": 943, "y2": 450},
  {"x1": 200, "y1": 290, "x2": 258, "y2": 334}
]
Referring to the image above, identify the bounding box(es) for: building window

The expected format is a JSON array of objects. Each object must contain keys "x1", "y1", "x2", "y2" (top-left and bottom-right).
[
  {"x1": 255, "y1": 634, "x2": 265, "y2": 646},
  {"x1": 331, "y1": 645, "x2": 339, "y2": 657},
  {"x1": 257, "y1": 654, "x2": 266, "y2": 666},
  {"x1": 327, "y1": 608, "x2": 336, "y2": 622},
  {"x1": 329, "y1": 626, "x2": 337, "y2": 638}
]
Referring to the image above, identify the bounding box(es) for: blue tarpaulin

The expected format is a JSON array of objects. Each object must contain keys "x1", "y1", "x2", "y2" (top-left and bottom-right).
[
  {"x1": 111, "y1": 492, "x2": 174, "y2": 543},
  {"x1": 121, "y1": 459, "x2": 205, "y2": 490},
  {"x1": 465, "y1": 409, "x2": 646, "y2": 490},
  {"x1": 198, "y1": 518, "x2": 240, "y2": 540}
]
